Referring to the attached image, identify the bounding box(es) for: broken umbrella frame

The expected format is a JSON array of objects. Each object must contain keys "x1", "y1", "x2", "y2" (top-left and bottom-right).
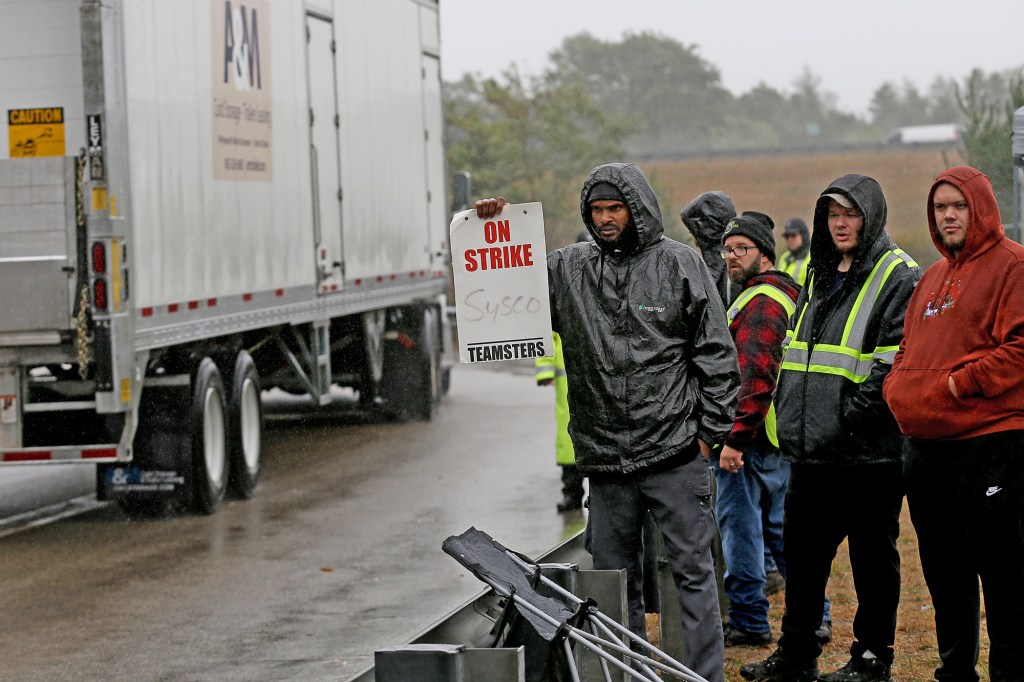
[{"x1": 442, "y1": 527, "x2": 708, "y2": 682}]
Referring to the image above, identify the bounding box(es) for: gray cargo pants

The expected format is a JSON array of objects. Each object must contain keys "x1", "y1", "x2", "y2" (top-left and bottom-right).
[{"x1": 588, "y1": 454, "x2": 724, "y2": 682}]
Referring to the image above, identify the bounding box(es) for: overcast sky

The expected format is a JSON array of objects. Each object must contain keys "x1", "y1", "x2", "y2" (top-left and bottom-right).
[{"x1": 439, "y1": 0, "x2": 1024, "y2": 117}]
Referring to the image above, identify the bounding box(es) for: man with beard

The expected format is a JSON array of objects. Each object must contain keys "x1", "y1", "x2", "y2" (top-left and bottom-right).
[
  {"x1": 713, "y1": 211, "x2": 800, "y2": 646},
  {"x1": 742, "y1": 175, "x2": 920, "y2": 682},
  {"x1": 884, "y1": 166, "x2": 1024, "y2": 681},
  {"x1": 476, "y1": 163, "x2": 740, "y2": 682}
]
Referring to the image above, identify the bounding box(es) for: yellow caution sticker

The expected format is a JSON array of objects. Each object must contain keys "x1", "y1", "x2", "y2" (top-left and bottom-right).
[
  {"x1": 120, "y1": 378, "x2": 131, "y2": 404},
  {"x1": 8, "y1": 107, "x2": 66, "y2": 158}
]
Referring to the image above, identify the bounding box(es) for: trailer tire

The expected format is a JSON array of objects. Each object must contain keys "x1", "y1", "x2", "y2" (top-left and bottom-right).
[
  {"x1": 191, "y1": 357, "x2": 228, "y2": 514},
  {"x1": 422, "y1": 306, "x2": 442, "y2": 418},
  {"x1": 407, "y1": 306, "x2": 440, "y2": 422},
  {"x1": 380, "y1": 305, "x2": 439, "y2": 422},
  {"x1": 226, "y1": 351, "x2": 262, "y2": 499}
]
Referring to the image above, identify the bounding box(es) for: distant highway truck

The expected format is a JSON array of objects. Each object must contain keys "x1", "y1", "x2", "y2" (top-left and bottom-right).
[
  {"x1": 884, "y1": 123, "x2": 966, "y2": 145},
  {"x1": 0, "y1": 0, "x2": 451, "y2": 514}
]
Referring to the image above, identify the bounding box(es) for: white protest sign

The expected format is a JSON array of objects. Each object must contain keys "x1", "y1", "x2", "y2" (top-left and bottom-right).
[{"x1": 450, "y1": 202, "x2": 553, "y2": 363}]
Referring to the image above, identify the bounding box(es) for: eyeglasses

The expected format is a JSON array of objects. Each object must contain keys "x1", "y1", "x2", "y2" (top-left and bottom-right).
[{"x1": 720, "y1": 245, "x2": 756, "y2": 259}]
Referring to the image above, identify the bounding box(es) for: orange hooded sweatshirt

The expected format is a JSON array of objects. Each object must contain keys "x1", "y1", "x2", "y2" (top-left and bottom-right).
[{"x1": 883, "y1": 166, "x2": 1024, "y2": 440}]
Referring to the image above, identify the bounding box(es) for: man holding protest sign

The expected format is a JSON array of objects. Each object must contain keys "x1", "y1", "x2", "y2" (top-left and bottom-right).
[{"x1": 476, "y1": 162, "x2": 740, "y2": 682}]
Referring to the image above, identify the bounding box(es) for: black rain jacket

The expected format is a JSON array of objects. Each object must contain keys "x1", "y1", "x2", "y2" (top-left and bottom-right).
[
  {"x1": 774, "y1": 174, "x2": 921, "y2": 465},
  {"x1": 549, "y1": 163, "x2": 740, "y2": 475}
]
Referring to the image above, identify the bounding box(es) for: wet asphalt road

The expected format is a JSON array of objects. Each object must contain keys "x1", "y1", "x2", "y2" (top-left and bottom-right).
[{"x1": 0, "y1": 362, "x2": 585, "y2": 681}]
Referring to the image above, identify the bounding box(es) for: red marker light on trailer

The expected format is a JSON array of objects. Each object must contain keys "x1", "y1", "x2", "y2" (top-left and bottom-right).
[
  {"x1": 92, "y1": 242, "x2": 106, "y2": 273},
  {"x1": 93, "y1": 278, "x2": 108, "y2": 311}
]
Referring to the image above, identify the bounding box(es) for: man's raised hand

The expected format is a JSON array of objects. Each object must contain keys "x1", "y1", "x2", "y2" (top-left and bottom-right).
[{"x1": 475, "y1": 196, "x2": 507, "y2": 219}]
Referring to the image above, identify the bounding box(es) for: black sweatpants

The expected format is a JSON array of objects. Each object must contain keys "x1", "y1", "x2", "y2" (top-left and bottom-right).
[
  {"x1": 777, "y1": 462, "x2": 903, "y2": 664},
  {"x1": 905, "y1": 431, "x2": 1024, "y2": 682}
]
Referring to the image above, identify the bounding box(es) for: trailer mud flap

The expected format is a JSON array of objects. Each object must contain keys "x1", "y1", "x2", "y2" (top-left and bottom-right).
[{"x1": 97, "y1": 383, "x2": 192, "y2": 504}]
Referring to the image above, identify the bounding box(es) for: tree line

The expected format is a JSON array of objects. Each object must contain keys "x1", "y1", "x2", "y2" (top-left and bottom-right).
[{"x1": 445, "y1": 31, "x2": 1023, "y2": 244}]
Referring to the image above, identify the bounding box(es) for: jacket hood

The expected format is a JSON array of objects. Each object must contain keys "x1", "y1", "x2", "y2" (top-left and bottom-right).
[
  {"x1": 927, "y1": 165, "x2": 1004, "y2": 262},
  {"x1": 680, "y1": 190, "x2": 736, "y2": 251},
  {"x1": 811, "y1": 174, "x2": 889, "y2": 278},
  {"x1": 580, "y1": 163, "x2": 664, "y2": 251}
]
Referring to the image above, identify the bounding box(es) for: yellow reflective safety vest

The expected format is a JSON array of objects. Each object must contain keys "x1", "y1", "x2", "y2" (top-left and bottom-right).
[
  {"x1": 778, "y1": 249, "x2": 810, "y2": 286},
  {"x1": 726, "y1": 283, "x2": 797, "y2": 448},
  {"x1": 535, "y1": 332, "x2": 575, "y2": 465},
  {"x1": 770, "y1": 248, "x2": 918, "y2": 447}
]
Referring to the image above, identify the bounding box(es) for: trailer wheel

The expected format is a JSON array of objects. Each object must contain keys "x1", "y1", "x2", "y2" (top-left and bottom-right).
[
  {"x1": 423, "y1": 306, "x2": 442, "y2": 412},
  {"x1": 380, "y1": 305, "x2": 439, "y2": 422},
  {"x1": 408, "y1": 306, "x2": 440, "y2": 421},
  {"x1": 227, "y1": 351, "x2": 262, "y2": 499},
  {"x1": 191, "y1": 357, "x2": 228, "y2": 514}
]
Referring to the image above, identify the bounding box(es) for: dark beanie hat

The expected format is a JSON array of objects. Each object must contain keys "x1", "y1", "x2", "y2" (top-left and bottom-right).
[
  {"x1": 723, "y1": 211, "x2": 777, "y2": 263},
  {"x1": 588, "y1": 181, "x2": 625, "y2": 203}
]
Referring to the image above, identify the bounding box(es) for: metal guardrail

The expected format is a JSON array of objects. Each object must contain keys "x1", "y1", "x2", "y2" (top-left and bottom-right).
[{"x1": 349, "y1": 530, "x2": 603, "y2": 682}]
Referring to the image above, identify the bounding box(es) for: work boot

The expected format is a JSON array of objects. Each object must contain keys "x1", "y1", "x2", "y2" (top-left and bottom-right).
[
  {"x1": 818, "y1": 650, "x2": 892, "y2": 682},
  {"x1": 723, "y1": 621, "x2": 773, "y2": 647},
  {"x1": 740, "y1": 647, "x2": 819, "y2": 682},
  {"x1": 763, "y1": 570, "x2": 785, "y2": 596},
  {"x1": 816, "y1": 619, "x2": 833, "y2": 645}
]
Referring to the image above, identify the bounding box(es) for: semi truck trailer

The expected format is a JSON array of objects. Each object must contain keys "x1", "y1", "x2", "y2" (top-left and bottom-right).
[{"x1": 0, "y1": 0, "x2": 451, "y2": 514}]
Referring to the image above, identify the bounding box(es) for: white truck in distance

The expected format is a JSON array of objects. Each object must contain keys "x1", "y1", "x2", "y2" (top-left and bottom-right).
[{"x1": 0, "y1": 0, "x2": 451, "y2": 514}]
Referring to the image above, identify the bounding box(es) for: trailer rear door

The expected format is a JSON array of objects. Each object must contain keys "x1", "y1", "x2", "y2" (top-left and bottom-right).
[{"x1": 306, "y1": 13, "x2": 344, "y2": 294}]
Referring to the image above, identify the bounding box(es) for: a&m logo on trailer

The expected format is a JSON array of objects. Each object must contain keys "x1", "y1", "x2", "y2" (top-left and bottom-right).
[{"x1": 450, "y1": 202, "x2": 553, "y2": 363}]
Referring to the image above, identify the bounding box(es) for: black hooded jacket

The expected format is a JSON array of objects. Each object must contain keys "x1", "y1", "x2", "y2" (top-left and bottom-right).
[
  {"x1": 548, "y1": 163, "x2": 740, "y2": 475},
  {"x1": 680, "y1": 191, "x2": 737, "y2": 305},
  {"x1": 774, "y1": 174, "x2": 921, "y2": 465}
]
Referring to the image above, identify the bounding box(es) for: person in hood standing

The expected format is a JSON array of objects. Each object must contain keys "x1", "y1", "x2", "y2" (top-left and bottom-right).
[
  {"x1": 883, "y1": 166, "x2": 1024, "y2": 682},
  {"x1": 742, "y1": 175, "x2": 920, "y2": 682},
  {"x1": 777, "y1": 217, "x2": 811, "y2": 286},
  {"x1": 713, "y1": 211, "x2": 800, "y2": 647},
  {"x1": 681, "y1": 190, "x2": 739, "y2": 305},
  {"x1": 476, "y1": 163, "x2": 740, "y2": 682}
]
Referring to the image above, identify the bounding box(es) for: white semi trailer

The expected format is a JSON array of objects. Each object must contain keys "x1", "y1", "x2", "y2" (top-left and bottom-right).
[{"x1": 0, "y1": 0, "x2": 451, "y2": 514}]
